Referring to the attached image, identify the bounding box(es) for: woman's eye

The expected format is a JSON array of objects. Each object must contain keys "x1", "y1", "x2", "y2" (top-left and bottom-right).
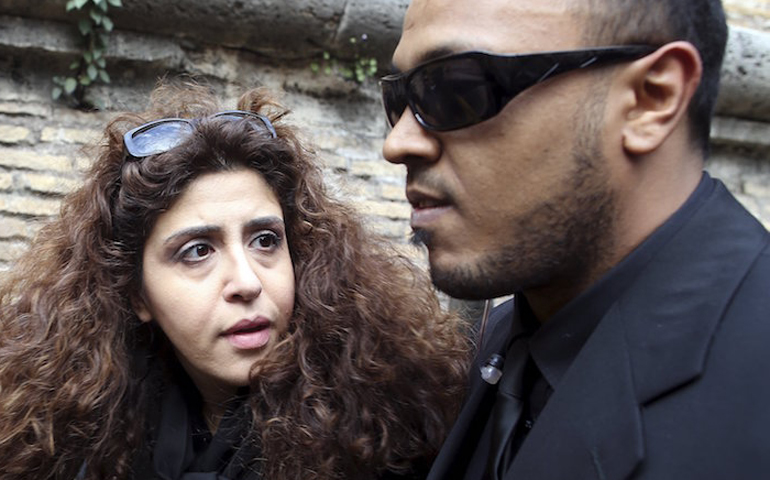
[
  {"x1": 179, "y1": 243, "x2": 213, "y2": 262},
  {"x1": 251, "y1": 231, "x2": 280, "y2": 250}
]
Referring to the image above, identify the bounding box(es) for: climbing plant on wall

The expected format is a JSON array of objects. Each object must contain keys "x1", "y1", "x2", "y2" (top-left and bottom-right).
[
  {"x1": 52, "y1": 0, "x2": 122, "y2": 109},
  {"x1": 311, "y1": 34, "x2": 379, "y2": 84}
]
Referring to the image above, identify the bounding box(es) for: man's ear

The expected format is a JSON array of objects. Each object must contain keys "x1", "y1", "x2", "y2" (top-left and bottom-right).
[
  {"x1": 131, "y1": 293, "x2": 153, "y2": 323},
  {"x1": 618, "y1": 41, "x2": 702, "y2": 155}
]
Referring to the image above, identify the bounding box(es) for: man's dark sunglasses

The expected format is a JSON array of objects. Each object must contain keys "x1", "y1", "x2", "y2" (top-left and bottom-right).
[
  {"x1": 123, "y1": 110, "x2": 277, "y2": 160},
  {"x1": 380, "y1": 45, "x2": 658, "y2": 132}
]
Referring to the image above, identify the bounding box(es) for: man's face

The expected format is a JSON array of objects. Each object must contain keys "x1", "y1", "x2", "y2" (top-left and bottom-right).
[{"x1": 383, "y1": 0, "x2": 619, "y2": 301}]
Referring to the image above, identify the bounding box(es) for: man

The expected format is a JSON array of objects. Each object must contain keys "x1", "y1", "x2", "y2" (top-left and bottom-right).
[{"x1": 380, "y1": 0, "x2": 770, "y2": 479}]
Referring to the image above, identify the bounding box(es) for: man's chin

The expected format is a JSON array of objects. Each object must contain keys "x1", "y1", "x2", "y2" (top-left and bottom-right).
[
  {"x1": 425, "y1": 246, "x2": 520, "y2": 300},
  {"x1": 411, "y1": 228, "x2": 507, "y2": 298},
  {"x1": 426, "y1": 256, "x2": 490, "y2": 300},
  {"x1": 430, "y1": 269, "x2": 497, "y2": 300}
]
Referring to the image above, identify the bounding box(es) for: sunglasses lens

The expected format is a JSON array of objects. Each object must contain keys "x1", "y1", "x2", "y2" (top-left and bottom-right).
[
  {"x1": 410, "y1": 57, "x2": 498, "y2": 131},
  {"x1": 381, "y1": 81, "x2": 408, "y2": 127},
  {"x1": 129, "y1": 121, "x2": 194, "y2": 157}
]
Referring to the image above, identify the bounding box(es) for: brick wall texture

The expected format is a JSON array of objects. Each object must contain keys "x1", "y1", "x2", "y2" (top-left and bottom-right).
[
  {"x1": 725, "y1": 0, "x2": 770, "y2": 30},
  {"x1": 1, "y1": 3, "x2": 769, "y2": 272}
]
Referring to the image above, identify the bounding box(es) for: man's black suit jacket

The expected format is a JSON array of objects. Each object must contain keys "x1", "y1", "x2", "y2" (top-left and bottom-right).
[{"x1": 428, "y1": 178, "x2": 770, "y2": 480}]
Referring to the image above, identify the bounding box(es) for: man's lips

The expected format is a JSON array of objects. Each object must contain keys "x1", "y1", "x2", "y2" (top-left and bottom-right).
[
  {"x1": 406, "y1": 188, "x2": 450, "y2": 209},
  {"x1": 406, "y1": 188, "x2": 452, "y2": 226},
  {"x1": 412, "y1": 198, "x2": 448, "y2": 210},
  {"x1": 223, "y1": 317, "x2": 272, "y2": 350}
]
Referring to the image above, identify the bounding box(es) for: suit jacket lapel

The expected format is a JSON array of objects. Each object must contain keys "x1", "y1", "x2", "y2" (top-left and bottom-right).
[
  {"x1": 622, "y1": 181, "x2": 768, "y2": 404},
  {"x1": 507, "y1": 306, "x2": 644, "y2": 480}
]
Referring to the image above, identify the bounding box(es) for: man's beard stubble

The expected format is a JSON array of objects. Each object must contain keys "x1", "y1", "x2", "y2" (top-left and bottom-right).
[{"x1": 415, "y1": 91, "x2": 618, "y2": 301}]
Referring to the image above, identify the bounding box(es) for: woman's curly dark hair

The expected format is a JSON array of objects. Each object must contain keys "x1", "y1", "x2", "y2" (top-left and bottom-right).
[{"x1": 0, "y1": 83, "x2": 471, "y2": 480}]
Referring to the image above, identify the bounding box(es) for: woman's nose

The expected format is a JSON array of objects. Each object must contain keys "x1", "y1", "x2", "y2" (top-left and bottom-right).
[{"x1": 223, "y1": 251, "x2": 263, "y2": 302}]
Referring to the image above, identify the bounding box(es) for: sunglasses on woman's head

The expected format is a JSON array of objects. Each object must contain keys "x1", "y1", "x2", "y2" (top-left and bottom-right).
[
  {"x1": 380, "y1": 45, "x2": 658, "y2": 132},
  {"x1": 123, "y1": 110, "x2": 277, "y2": 160}
]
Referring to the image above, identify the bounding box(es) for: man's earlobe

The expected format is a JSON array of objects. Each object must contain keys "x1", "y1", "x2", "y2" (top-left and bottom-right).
[{"x1": 621, "y1": 41, "x2": 702, "y2": 155}]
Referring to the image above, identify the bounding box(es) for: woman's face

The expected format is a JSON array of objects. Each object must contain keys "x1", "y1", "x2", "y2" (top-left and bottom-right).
[{"x1": 134, "y1": 168, "x2": 295, "y2": 402}]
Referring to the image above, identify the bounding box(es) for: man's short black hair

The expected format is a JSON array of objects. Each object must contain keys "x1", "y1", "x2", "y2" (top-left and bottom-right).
[{"x1": 584, "y1": 0, "x2": 727, "y2": 155}]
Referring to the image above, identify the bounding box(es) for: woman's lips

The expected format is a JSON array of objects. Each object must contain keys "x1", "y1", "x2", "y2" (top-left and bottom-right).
[{"x1": 223, "y1": 318, "x2": 272, "y2": 350}]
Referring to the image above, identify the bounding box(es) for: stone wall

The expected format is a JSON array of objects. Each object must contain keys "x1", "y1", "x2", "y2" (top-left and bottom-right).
[
  {"x1": 0, "y1": 1, "x2": 769, "y2": 273},
  {"x1": 725, "y1": 0, "x2": 770, "y2": 30}
]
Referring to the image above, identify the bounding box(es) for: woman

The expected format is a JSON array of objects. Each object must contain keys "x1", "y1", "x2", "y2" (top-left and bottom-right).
[{"x1": 0, "y1": 83, "x2": 470, "y2": 480}]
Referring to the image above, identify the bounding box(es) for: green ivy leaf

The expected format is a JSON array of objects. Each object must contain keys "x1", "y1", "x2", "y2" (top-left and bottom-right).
[
  {"x1": 57, "y1": 0, "x2": 120, "y2": 106},
  {"x1": 64, "y1": 77, "x2": 78, "y2": 94},
  {"x1": 90, "y1": 10, "x2": 102, "y2": 24},
  {"x1": 78, "y1": 19, "x2": 92, "y2": 35}
]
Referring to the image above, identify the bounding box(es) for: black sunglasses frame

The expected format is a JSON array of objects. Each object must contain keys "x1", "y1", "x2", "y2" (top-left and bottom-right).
[
  {"x1": 123, "y1": 110, "x2": 277, "y2": 160},
  {"x1": 380, "y1": 45, "x2": 658, "y2": 132}
]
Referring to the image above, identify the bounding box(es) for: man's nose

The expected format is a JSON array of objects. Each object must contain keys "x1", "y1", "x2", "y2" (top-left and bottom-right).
[{"x1": 382, "y1": 106, "x2": 441, "y2": 165}]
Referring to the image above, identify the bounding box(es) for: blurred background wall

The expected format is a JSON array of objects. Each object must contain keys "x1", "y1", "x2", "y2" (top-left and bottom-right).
[{"x1": 0, "y1": 0, "x2": 769, "y2": 278}]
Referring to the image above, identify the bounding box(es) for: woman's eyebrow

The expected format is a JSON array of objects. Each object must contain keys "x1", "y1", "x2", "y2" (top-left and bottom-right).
[
  {"x1": 161, "y1": 216, "x2": 285, "y2": 246},
  {"x1": 162, "y1": 225, "x2": 221, "y2": 246},
  {"x1": 244, "y1": 216, "x2": 285, "y2": 231}
]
